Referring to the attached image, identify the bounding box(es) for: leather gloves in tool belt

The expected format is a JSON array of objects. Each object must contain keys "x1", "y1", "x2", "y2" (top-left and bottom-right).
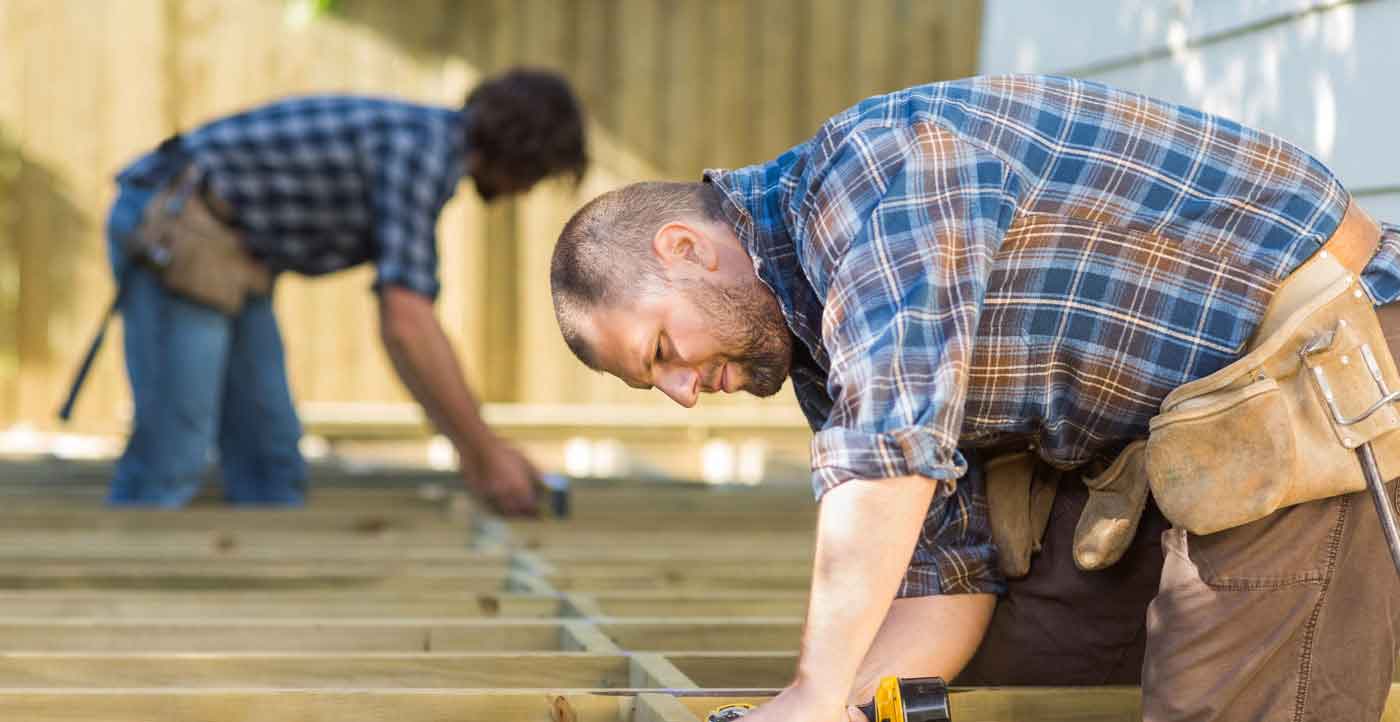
[
  {"x1": 129, "y1": 167, "x2": 270, "y2": 316},
  {"x1": 986, "y1": 446, "x2": 1148, "y2": 575},
  {"x1": 985, "y1": 451, "x2": 1059, "y2": 578},
  {"x1": 1074, "y1": 441, "x2": 1149, "y2": 571}
]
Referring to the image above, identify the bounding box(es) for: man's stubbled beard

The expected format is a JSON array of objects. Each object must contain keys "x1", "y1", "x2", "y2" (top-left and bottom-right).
[{"x1": 676, "y1": 275, "x2": 793, "y2": 397}]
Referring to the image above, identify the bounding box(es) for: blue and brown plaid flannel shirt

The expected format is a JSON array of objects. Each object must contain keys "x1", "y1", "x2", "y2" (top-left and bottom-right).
[
  {"x1": 118, "y1": 95, "x2": 468, "y2": 299},
  {"x1": 705, "y1": 74, "x2": 1400, "y2": 596}
]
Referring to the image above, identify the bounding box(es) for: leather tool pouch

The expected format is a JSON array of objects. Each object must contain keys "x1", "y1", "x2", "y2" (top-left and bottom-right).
[
  {"x1": 129, "y1": 168, "x2": 270, "y2": 316},
  {"x1": 1146, "y1": 259, "x2": 1400, "y2": 534}
]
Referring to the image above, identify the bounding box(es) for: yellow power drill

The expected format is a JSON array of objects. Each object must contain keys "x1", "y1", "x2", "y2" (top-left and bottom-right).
[{"x1": 707, "y1": 676, "x2": 951, "y2": 722}]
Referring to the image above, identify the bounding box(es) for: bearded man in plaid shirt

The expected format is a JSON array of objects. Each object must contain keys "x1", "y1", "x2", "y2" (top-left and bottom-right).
[
  {"x1": 104, "y1": 69, "x2": 586, "y2": 511},
  {"x1": 550, "y1": 75, "x2": 1400, "y2": 721}
]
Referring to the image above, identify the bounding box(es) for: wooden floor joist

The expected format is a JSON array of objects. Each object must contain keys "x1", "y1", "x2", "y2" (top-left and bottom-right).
[
  {"x1": 0, "y1": 652, "x2": 637, "y2": 689},
  {"x1": 0, "y1": 461, "x2": 1394, "y2": 722},
  {"x1": 0, "y1": 620, "x2": 590, "y2": 653},
  {"x1": 572, "y1": 592, "x2": 808, "y2": 619},
  {"x1": 0, "y1": 592, "x2": 561, "y2": 619}
]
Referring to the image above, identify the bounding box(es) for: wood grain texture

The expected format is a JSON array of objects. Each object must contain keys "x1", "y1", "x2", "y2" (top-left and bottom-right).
[
  {"x1": 0, "y1": 690, "x2": 634, "y2": 722},
  {"x1": 599, "y1": 620, "x2": 802, "y2": 653},
  {"x1": 0, "y1": 592, "x2": 560, "y2": 619},
  {"x1": 0, "y1": 620, "x2": 574, "y2": 653},
  {"x1": 0, "y1": 653, "x2": 632, "y2": 689}
]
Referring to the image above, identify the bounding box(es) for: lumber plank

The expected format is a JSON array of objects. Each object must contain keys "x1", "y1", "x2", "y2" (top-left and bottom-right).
[
  {"x1": 0, "y1": 689, "x2": 632, "y2": 722},
  {"x1": 508, "y1": 530, "x2": 812, "y2": 553},
  {"x1": 587, "y1": 593, "x2": 807, "y2": 619},
  {"x1": 0, "y1": 508, "x2": 468, "y2": 534},
  {"x1": 635, "y1": 693, "x2": 702, "y2": 722},
  {"x1": 628, "y1": 654, "x2": 697, "y2": 689},
  {"x1": 508, "y1": 511, "x2": 814, "y2": 534},
  {"x1": 0, "y1": 539, "x2": 491, "y2": 561},
  {"x1": 0, "y1": 569, "x2": 511, "y2": 594},
  {"x1": 0, "y1": 652, "x2": 633, "y2": 689},
  {"x1": 0, "y1": 559, "x2": 509, "y2": 575},
  {"x1": 536, "y1": 546, "x2": 814, "y2": 563},
  {"x1": 561, "y1": 621, "x2": 624, "y2": 654},
  {"x1": 0, "y1": 620, "x2": 577, "y2": 653},
  {"x1": 598, "y1": 620, "x2": 802, "y2": 653},
  {"x1": 545, "y1": 567, "x2": 811, "y2": 593},
  {"x1": 0, "y1": 592, "x2": 561, "y2": 619},
  {"x1": 0, "y1": 683, "x2": 1389, "y2": 722},
  {"x1": 563, "y1": 592, "x2": 609, "y2": 619},
  {"x1": 664, "y1": 653, "x2": 796, "y2": 689},
  {"x1": 542, "y1": 560, "x2": 811, "y2": 579}
]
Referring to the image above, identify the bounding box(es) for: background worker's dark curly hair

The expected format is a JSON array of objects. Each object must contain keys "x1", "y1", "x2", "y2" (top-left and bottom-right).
[{"x1": 464, "y1": 69, "x2": 588, "y2": 198}]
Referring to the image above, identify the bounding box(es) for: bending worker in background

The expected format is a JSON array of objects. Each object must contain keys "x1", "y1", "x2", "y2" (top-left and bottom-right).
[
  {"x1": 550, "y1": 75, "x2": 1400, "y2": 721},
  {"x1": 99, "y1": 68, "x2": 586, "y2": 510}
]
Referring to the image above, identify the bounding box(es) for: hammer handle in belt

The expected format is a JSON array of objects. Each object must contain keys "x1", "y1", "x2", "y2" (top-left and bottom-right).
[
  {"x1": 1358, "y1": 443, "x2": 1400, "y2": 578},
  {"x1": 57, "y1": 266, "x2": 131, "y2": 422}
]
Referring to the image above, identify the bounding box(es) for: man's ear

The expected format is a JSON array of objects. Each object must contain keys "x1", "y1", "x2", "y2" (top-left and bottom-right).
[{"x1": 652, "y1": 222, "x2": 719, "y2": 271}]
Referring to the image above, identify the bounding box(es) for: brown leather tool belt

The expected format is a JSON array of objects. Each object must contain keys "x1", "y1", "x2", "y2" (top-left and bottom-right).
[
  {"x1": 129, "y1": 166, "x2": 270, "y2": 316},
  {"x1": 986, "y1": 200, "x2": 1394, "y2": 575},
  {"x1": 1147, "y1": 200, "x2": 1397, "y2": 534}
]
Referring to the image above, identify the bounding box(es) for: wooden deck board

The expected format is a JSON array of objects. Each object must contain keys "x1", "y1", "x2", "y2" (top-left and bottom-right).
[
  {"x1": 0, "y1": 620, "x2": 576, "y2": 652},
  {"x1": 0, "y1": 690, "x2": 634, "y2": 722},
  {"x1": 598, "y1": 620, "x2": 802, "y2": 653},
  {"x1": 0, "y1": 592, "x2": 561, "y2": 618},
  {"x1": 0, "y1": 653, "x2": 633, "y2": 689},
  {"x1": 580, "y1": 593, "x2": 808, "y2": 619}
]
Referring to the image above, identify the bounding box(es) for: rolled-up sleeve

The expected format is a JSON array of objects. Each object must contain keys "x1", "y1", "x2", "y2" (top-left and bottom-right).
[
  {"x1": 370, "y1": 129, "x2": 457, "y2": 300},
  {"x1": 804, "y1": 122, "x2": 1018, "y2": 498},
  {"x1": 800, "y1": 122, "x2": 1017, "y2": 596}
]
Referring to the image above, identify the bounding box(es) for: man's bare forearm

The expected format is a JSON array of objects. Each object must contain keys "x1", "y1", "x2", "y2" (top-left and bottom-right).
[
  {"x1": 848, "y1": 593, "x2": 994, "y2": 703},
  {"x1": 793, "y1": 475, "x2": 939, "y2": 703},
  {"x1": 378, "y1": 287, "x2": 497, "y2": 470}
]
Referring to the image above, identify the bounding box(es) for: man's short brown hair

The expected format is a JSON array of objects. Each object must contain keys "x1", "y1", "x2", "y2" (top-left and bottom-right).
[{"x1": 550, "y1": 181, "x2": 725, "y2": 368}]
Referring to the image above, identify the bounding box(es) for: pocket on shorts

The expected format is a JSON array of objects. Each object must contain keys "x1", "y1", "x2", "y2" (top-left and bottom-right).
[{"x1": 1186, "y1": 492, "x2": 1345, "y2": 589}]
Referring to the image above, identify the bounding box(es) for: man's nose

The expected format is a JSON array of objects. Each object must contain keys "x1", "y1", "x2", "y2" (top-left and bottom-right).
[{"x1": 655, "y1": 366, "x2": 699, "y2": 408}]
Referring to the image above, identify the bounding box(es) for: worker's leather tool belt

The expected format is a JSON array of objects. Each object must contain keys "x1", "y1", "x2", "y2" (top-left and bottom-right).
[
  {"x1": 1147, "y1": 201, "x2": 1394, "y2": 535},
  {"x1": 129, "y1": 166, "x2": 270, "y2": 316},
  {"x1": 986, "y1": 201, "x2": 1393, "y2": 574}
]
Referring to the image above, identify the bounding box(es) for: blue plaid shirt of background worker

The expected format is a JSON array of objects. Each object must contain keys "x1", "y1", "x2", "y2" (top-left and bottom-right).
[{"x1": 101, "y1": 70, "x2": 587, "y2": 510}]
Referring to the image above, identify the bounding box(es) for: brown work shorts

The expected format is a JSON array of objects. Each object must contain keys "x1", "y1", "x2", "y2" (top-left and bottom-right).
[{"x1": 956, "y1": 478, "x2": 1170, "y2": 685}]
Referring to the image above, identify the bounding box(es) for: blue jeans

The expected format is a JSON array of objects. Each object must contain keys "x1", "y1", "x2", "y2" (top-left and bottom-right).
[{"x1": 107, "y1": 182, "x2": 306, "y2": 506}]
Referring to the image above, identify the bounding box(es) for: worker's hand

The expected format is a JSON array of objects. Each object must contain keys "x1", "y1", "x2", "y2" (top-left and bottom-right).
[
  {"x1": 731, "y1": 685, "x2": 860, "y2": 722},
  {"x1": 470, "y1": 444, "x2": 540, "y2": 516}
]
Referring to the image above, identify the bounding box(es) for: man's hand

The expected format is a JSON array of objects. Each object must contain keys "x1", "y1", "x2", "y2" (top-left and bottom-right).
[
  {"x1": 722, "y1": 684, "x2": 863, "y2": 722},
  {"x1": 378, "y1": 285, "x2": 540, "y2": 515},
  {"x1": 790, "y1": 476, "x2": 940, "y2": 705},
  {"x1": 472, "y1": 443, "x2": 540, "y2": 515}
]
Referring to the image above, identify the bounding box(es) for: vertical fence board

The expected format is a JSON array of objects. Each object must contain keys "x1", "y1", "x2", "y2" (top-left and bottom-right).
[
  {"x1": 704, "y1": 0, "x2": 751, "y2": 171},
  {"x1": 806, "y1": 0, "x2": 855, "y2": 126}
]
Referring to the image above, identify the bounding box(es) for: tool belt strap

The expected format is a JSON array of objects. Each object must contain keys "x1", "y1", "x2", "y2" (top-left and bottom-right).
[{"x1": 1252, "y1": 200, "x2": 1382, "y2": 343}]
